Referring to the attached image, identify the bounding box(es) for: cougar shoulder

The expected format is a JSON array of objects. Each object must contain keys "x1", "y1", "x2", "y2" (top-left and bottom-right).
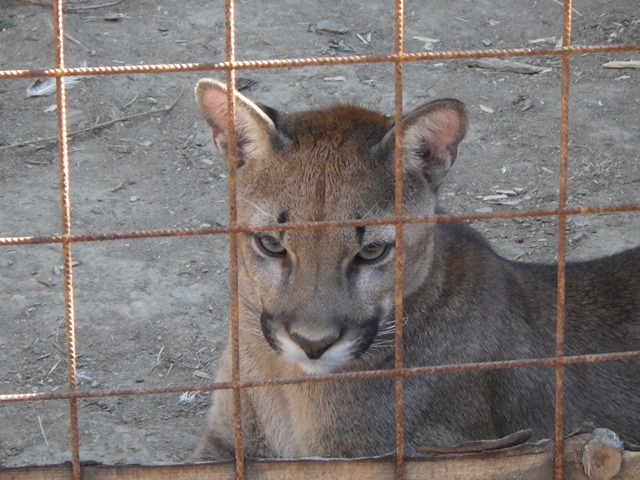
[{"x1": 191, "y1": 78, "x2": 640, "y2": 459}]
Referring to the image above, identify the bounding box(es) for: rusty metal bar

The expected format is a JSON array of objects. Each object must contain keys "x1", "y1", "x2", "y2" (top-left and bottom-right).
[
  {"x1": 3, "y1": 349, "x2": 640, "y2": 405},
  {"x1": 50, "y1": 1, "x2": 81, "y2": 479},
  {"x1": 393, "y1": 1, "x2": 406, "y2": 478},
  {"x1": 1, "y1": 43, "x2": 639, "y2": 80},
  {"x1": 3, "y1": 203, "x2": 640, "y2": 248},
  {"x1": 223, "y1": 0, "x2": 245, "y2": 477},
  {"x1": 554, "y1": 2, "x2": 573, "y2": 478}
]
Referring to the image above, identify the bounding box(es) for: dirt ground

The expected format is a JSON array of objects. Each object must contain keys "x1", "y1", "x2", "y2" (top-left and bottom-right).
[{"x1": 1, "y1": 0, "x2": 639, "y2": 468}]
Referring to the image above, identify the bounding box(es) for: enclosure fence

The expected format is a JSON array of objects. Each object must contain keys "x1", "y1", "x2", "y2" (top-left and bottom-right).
[{"x1": 1, "y1": 0, "x2": 640, "y2": 479}]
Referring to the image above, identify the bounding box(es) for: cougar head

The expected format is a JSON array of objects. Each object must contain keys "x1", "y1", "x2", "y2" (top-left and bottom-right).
[{"x1": 196, "y1": 79, "x2": 467, "y2": 374}]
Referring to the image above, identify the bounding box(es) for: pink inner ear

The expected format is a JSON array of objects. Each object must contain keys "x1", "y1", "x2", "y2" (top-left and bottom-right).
[
  {"x1": 437, "y1": 111, "x2": 461, "y2": 147},
  {"x1": 201, "y1": 88, "x2": 230, "y2": 133},
  {"x1": 415, "y1": 110, "x2": 461, "y2": 150},
  {"x1": 201, "y1": 88, "x2": 258, "y2": 144}
]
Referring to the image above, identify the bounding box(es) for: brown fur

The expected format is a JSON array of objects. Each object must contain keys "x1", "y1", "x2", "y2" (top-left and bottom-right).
[{"x1": 192, "y1": 79, "x2": 640, "y2": 459}]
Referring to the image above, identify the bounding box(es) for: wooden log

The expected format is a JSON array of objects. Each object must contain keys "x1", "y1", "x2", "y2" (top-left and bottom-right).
[
  {"x1": 1, "y1": 434, "x2": 639, "y2": 480},
  {"x1": 581, "y1": 429, "x2": 624, "y2": 480}
]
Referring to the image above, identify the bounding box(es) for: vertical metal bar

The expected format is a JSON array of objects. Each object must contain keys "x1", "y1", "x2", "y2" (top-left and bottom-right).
[
  {"x1": 224, "y1": 0, "x2": 244, "y2": 478},
  {"x1": 393, "y1": 1, "x2": 405, "y2": 479},
  {"x1": 554, "y1": 1, "x2": 572, "y2": 478},
  {"x1": 52, "y1": 1, "x2": 81, "y2": 479}
]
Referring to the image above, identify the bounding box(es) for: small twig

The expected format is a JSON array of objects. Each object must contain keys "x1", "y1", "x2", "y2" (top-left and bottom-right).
[
  {"x1": 356, "y1": 33, "x2": 370, "y2": 45},
  {"x1": 44, "y1": 16, "x2": 92, "y2": 52},
  {"x1": 552, "y1": 0, "x2": 582, "y2": 17},
  {"x1": 68, "y1": 0, "x2": 127, "y2": 11},
  {"x1": 19, "y1": 0, "x2": 128, "y2": 12},
  {"x1": 46, "y1": 358, "x2": 62, "y2": 377},
  {"x1": 18, "y1": 0, "x2": 55, "y2": 7},
  {"x1": 52, "y1": 342, "x2": 65, "y2": 356},
  {"x1": 156, "y1": 345, "x2": 165, "y2": 366},
  {"x1": 202, "y1": 356, "x2": 216, "y2": 366},
  {"x1": 0, "y1": 83, "x2": 185, "y2": 151},
  {"x1": 63, "y1": 31, "x2": 91, "y2": 51},
  {"x1": 38, "y1": 416, "x2": 51, "y2": 449},
  {"x1": 123, "y1": 93, "x2": 139, "y2": 108}
]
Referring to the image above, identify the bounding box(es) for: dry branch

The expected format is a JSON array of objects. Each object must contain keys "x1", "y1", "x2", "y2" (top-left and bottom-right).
[
  {"x1": 17, "y1": 0, "x2": 128, "y2": 12},
  {"x1": 0, "y1": 84, "x2": 185, "y2": 151},
  {"x1": 467, "y1": 58, "x2": 550, "y2": 74},
  {"x1": 602, "y1": 60, "x2": 640, "y2": 69}
]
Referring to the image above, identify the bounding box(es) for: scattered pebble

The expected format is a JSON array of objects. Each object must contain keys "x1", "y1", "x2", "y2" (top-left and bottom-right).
[
  {"x1": 413, "y1": 36, "x2": 440, "y2": 50},
  {"x1": 474, "y1": 207, "x2": 494, "y2": 213},
  {"x1": 481, "y1": 39, "x2": 493, "y2": 46},
  {"x1": 129, "y1": 195, "x2": 139, "y2": 202},
  {"x1": 481, "y1": 194, "x2": 508, "y2": 201},
  {"x1": 328, "y1": 39, "x2": 355, "y2": 53},
  {"x1": 179, "y1": 391, "x2": 197, "y2": 403},
  {"x1": 480, "y1": 105, "x2": 495, "y2": 114},
  {"x1": 528, "y1": 37, "x2": 557, "y2": 45},
  {"x1": 103, "y1": 13, "x2": 123, "y2": 22},
  {"x1": 0, "y1": 17, "x2": 13, "y2": 31},
  {"x1": 493, "y1": 198, "x2": 522, "y2": 206},
  {"x1": 324, "y1": 76, "x2": 346, "y2": 82}
]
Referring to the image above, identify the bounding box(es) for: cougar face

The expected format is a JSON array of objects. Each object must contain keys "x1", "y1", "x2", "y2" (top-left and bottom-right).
[
  {"x1": 196, "y1": 79, "x2": 467, "y2": 374},
  {"x1": 238, "y1": 146, "x2": 398, "y2": 374}
]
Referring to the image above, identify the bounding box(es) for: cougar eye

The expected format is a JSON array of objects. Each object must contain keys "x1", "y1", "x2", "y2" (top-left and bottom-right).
[
  {"x1": 356, "y1": 243, "x2": 390, "y2": 264},
  {"x1": 254, "y1": 234, "x2": 286, "y2": 256}
]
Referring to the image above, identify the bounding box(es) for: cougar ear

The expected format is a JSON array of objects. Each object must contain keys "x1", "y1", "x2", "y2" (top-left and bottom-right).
[
  {"x1": 195, "y1": 78, "x2": 283, "y2": 168},
  {"x1": 379, "y1": 99, "x2": 468, "y2": 188}
]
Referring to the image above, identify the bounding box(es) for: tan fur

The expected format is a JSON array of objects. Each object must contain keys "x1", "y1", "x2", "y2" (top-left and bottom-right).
[{"x1": 192, "y1": 79, "x2": 640, "y2": 460}]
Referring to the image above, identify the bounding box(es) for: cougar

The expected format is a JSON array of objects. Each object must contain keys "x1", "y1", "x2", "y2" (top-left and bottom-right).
[{"x1": 192, "y1": 78, "x2": 640, "y2": 459}]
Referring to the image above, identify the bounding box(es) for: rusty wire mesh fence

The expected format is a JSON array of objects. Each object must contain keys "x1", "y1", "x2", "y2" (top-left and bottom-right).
[{"x1": 1, "y1": 0, "x2": 640, "y2": 479}]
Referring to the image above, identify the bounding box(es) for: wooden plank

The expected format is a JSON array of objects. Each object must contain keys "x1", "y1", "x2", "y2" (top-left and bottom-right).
[{"x1": 1, "y1": 435, "x2": 639, "y2": 480}]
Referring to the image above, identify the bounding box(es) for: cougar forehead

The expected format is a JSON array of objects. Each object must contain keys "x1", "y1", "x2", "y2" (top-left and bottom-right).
[{"x1": 236, "y1": 104, "x2": 396, "y2": 225}]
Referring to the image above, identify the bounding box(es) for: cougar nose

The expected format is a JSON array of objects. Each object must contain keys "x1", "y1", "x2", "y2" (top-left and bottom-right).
[{"x1": 289, "y1": 331, "x2": 340, "y2": 360}]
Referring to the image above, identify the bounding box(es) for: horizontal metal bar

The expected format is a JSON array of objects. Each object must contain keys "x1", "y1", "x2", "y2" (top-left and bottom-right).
[
  {"x1": 1, "y1": 43, "x2": 638, "y2": 80},
  {"x1": 2, "y1": 349, "x2": 639, "y2": 405},
  {"x1": 2, "y1": 203, "x2": 639, "y2": 247}
]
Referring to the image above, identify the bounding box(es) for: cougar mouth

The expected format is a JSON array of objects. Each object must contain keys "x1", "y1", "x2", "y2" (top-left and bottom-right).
[{"x1": 261, "y1": 313, "x2": 380, "y2": 375}]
